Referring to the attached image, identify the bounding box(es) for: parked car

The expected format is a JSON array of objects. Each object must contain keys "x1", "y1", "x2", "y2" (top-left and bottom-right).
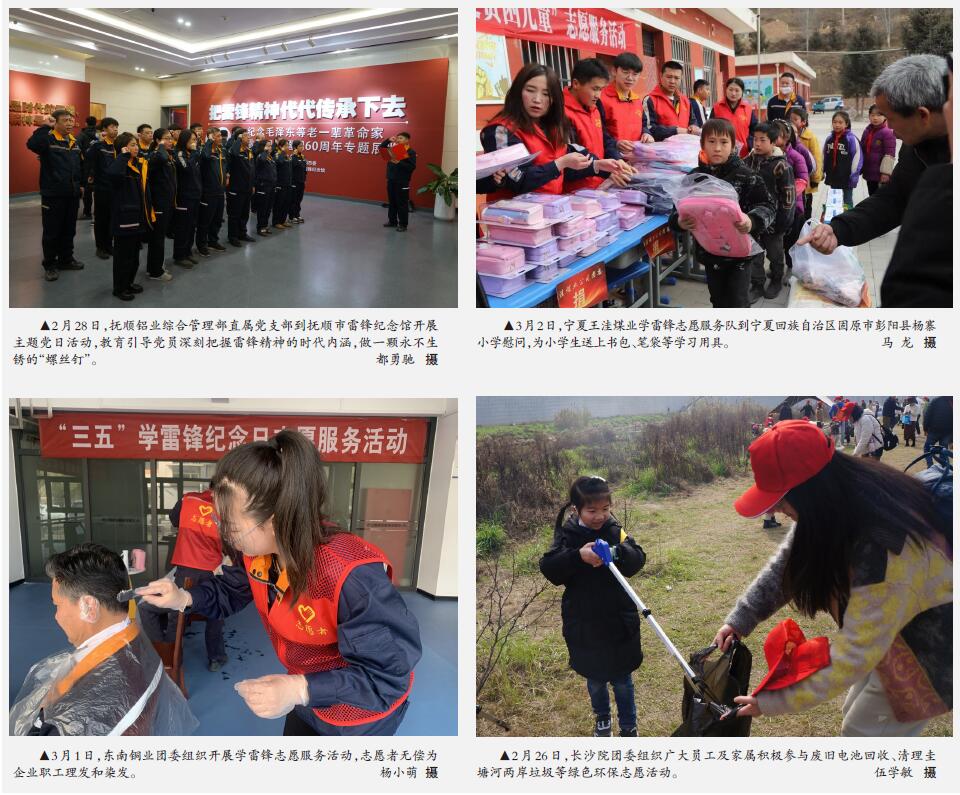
[{"x1": 812, "y1": 96, "x2": 845, "y2": 113}]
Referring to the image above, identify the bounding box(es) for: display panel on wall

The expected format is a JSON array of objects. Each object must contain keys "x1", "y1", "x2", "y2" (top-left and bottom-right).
[
  {"x1": 190, "y1": 59, "x2": 449, "y2": 203},
  {"x1": 39, "y1": 413, "x2": 429, "y2": 463},
  {"x1": 9, "y1": 70, "x2": 90, "y2": 195}
]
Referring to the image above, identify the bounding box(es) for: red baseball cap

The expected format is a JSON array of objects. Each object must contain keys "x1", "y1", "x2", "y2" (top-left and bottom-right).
[
  {"x1": 752, "y1": 618, "x2": 831, "y2": 694},
  {"x1": 735, "y1": 419, "x2": 834, "y2": 518}
]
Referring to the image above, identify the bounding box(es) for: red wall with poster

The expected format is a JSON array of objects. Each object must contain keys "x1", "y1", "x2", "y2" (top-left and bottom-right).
[
  {"x1": 9, "y1": 70, "x2": 90, "y2": 195},
  {"x1": 190, "y1": 59, "x2": 448, "y2": 203}
]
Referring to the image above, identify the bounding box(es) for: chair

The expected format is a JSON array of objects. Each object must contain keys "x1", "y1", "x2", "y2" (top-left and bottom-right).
[{"x1": 150, "y1": 577, "x2": 192, "y2": 698}]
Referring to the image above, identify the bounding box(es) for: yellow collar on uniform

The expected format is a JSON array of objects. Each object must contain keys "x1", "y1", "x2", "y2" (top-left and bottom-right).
[{"x1": 616, "y1": 87, "x2": 640, "y2": 101}]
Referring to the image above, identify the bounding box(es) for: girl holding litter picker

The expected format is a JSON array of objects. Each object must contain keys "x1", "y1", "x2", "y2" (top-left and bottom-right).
[{"x1": 540, "y1": 476, "x2": 646, "y2": 737}]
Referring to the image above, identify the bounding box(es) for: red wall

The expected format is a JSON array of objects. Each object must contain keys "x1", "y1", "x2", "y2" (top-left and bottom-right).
[
  {"x1": 10, "y1": 70, "x2": 90, "y2": 195},
  {"x1": 190, "y1": 59, "x2": 448, "y2": 203}
]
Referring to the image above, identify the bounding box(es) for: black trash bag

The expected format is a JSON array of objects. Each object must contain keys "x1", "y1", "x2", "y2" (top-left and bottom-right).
[{"x1": 672, "y1": 640, "x2": 752, "y2": 737}]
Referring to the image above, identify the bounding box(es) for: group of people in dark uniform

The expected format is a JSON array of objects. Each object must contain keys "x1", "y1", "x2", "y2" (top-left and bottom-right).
[{"x1": 26, "y1": 110, "x2": 309, "y2": 301}]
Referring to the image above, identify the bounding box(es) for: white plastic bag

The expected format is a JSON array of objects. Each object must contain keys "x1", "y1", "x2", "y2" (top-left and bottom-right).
[{"x1": 789, "y1": 219, "x2": 865, "y2": 307}]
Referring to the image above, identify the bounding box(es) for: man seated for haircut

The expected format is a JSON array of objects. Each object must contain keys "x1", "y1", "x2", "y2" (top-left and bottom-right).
[{"x1": 9, "y1": 543, "x2": 197, "y2": 736}]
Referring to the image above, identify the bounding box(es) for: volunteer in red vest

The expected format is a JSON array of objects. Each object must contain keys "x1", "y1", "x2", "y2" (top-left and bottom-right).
[
  {"x1": 600, "y1": 51, "x2": 655, "y2": 155},
  {"x1": 562, "y1": 58, "x2": 634, "y2": 192},
  {"x1": 766, "y1": 71, "x2": 806, "y2": 122},
  {"x1": 477, "y1": 62, "x2": 625, "y2": 200},
  {"x1": 140, "y1": 487, "x2": 231, "y2": 671},
  {"x1": 644, "y1": 60, "x2": 699, "y2": 141},
  {"x1": 710, "y1": 77, "x2": 759, "y2": 158},
  {"x1": 140, "y1": 429, "x2": 421, "y2": 736}
]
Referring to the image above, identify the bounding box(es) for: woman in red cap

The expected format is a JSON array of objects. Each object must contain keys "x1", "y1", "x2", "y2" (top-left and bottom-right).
[{"x1": 713, "y1": 420, "x2": 951, "y2": 736}]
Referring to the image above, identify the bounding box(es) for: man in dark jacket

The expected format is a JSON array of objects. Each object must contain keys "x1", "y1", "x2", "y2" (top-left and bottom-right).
[
  {"x1": 197, "y1": 127, "x2": 227, "y2": 255},
  {"x1": 379, "y1": 132, "x2": 417, "y2": 231},
  {"x1": 225, "y1": 128, "x2": 256, "y2": 246},
  {"x1": 75, "y1": 115, "x2": 98, "y2": 219},
  {"x1": 923, "y1": 396, "x2": 952, "y2": 466},
  {"x1": 882, "y1": 396, "x2": 899, "y2": 431},
  {"x1": 26, "y1": 109, "x2": 85, "y2": 281},
  {"x1": 797, "y1": 55, "x2": 950, "y2": 307},
  {"x1": 85, "y1": 117, "x2": 119, "y2": 260}
]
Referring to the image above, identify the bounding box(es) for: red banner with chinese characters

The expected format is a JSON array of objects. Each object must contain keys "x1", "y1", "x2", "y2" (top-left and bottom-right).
[
  {"x1": 642, "y1": 224, "x2": 677, "y2": 260},
  {"x1": 557, "y1": 264, "x2": 608, "y2": 308},
  {"x1": 476, "y1": 8, "x2": 637, "y2": 57},
  {"x1": 189, "y1": 59, "x2": 448, "y2": 202},
  {"x1": 39, "y1": 414, "x2": 428, "y2": 463}
]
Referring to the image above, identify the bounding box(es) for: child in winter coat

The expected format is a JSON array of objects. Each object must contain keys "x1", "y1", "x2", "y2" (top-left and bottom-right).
[
  {"x1": 823, "y1": 110, "x2": 863, "y2": 207},
  {"x1": 540, "y1": 477, "x2": 646, "y2": 737},
  {"x1": 772, "y1": 120, "x2": 810, "y2": 275},
  {"x1": 860, "y1": 104, "x2": 897, "y2": 196},
  {"x1": 787, "y1": 107, "x2": 822, "y2": 221},
  {"x1": 744, "y1": 122, "x2": 796, "y2": 302},
  {"x1": 669, "y1": 118, "x2": 776, "y2": 308}
]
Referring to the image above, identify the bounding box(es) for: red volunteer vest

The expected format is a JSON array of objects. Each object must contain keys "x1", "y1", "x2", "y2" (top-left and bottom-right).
[
  {"x1": 245, "y1": 532, "x2": 413, "y2": 727},
  {"x1": 170, "y1": 491, "x2": 223, "y2": 571},
  {"x1": 562, "y1": 88, "x2": 604, "y2": 192},
  {"x1": 600, "y1": 83, "x2": 645, "y2": 142},
  {"x1": 646, "y1": 85, "x2": 691, "y2": 131},
  {"x1": 483, "y1": 117, "x2": 567, "y2": 201},
  {"x1": 711, "y1": 100, "x2": 753, "y2": 157}
]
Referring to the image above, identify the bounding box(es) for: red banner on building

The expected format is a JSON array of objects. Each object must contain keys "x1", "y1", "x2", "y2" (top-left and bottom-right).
[
  {"x1": 189, "y1": 59, "x2": 447, "y2": 203},
  {"x1": 39, "y1": 414, "x2": 428, "y2": 463},
  {"x1": 476, "y1": 8, "x2": 637, "y2": 57},
  {"x1": 557, "y1": 264, "x2": 608, "y2": 308}
]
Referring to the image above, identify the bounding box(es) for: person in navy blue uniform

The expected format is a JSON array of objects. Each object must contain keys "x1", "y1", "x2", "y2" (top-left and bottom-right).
[
  {"x1": 225, "y1": 127, "x2": 257, "y2": 246},
  {"x1": 146, "y1": 128, "x2": 176, "y2": 282},
  {"x1": 272, "y1": 138, "x2": 294, "y2": 229},
  {"x1": 106, "y1": 132, "x2": 153, "y2": 301},
  {"x1": 76, "y1": 115, "x2": 99, "y2": 219},
  {"x1": 254, "y1": 136, "x2": 278, "y2": 236},
  {"x1": 26, "y1": 109, "x2": 86, "y2": 281},
  {"x1": 172, "y1": 130, "x2": 203, "y2": 269},
  {"x1": 140, "y1": 430, "x2": 421, "y2": 736},
  {"x1": 378, "y1": 132, "x2": 417, "y2": 232},
  {"x1": 197, "y1": 127, "x2": 227, "y2": 256},
  {"x1": 289, "y1": 141, "x2": 307, "y2": 224},
  {"x1": 86, "y1": 117, "x2": 120, "y2": 260}
]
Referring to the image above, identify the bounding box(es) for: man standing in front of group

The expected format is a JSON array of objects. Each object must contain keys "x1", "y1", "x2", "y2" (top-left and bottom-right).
[
  {"x1": 86, "y1": 117, "x2": 119, "y2": 261},
  {"x1": 644, "y1": 60, "x2": 699, "y2": 141},
  {"x1": 197, "y1": 127, "x2": 227, "y2": 256},
  {"x1": 26, "y1": 109, "x2": 85, "y2": 282}
]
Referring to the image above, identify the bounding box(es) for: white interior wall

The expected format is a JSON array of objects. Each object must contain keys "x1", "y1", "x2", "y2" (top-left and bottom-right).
[
  {"x1": 9, "y1": 45, "x2": 85, "y2": 80},
  {"x1": 86, "y1": 67, "x2": 164, "y2": 129},
  {"x1": 9, "y1": 439, "x2": 26, "y2": 583},
  {"x1": 159, "y1": 40, "x2": 458, "y2": 173},
  {"x1": 415, "y1": 407, "x2": 458, "y2": 597}
]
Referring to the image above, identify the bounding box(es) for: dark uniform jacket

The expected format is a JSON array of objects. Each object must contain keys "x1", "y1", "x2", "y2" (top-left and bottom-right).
[
  {"x1": 147, "y1": 147, "x2": 177, "y2": 213},
  {"x1": 226, "y1": 140, "x2": 256, "y2": 195},
  {"x1": 274, "y1": 152, "x2": 293, "y2": 188},
  {"x1": 378, "y1": 141, "x2": 417, "y2": 185},
  {"x1": 26, "y1": 125, "x2": 84, "y2": 197},
  {"x1": 199, "y1": 140, "x2": 226, "y2": 197},
  {"x1": 107, "y1": 153, "x2": 153, "y2": 237},
  {"x1": 291, "y1": 153, "x2": 307, "y2": 186},
  {"x1": 174, "y1": 149, "x2": 202, "y2": 205},
  {"x1": 255, "y1": 150, "x2": 278, "y2": 193},
  {"x1": 85, "y1": 138, "x2": 119, "y2": 191}
]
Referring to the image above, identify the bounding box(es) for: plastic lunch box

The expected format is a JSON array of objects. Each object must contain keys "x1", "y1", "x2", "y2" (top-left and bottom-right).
[
  {"x1": 515, "y1": 193, "x2": 574, "y2": 218},
  {"x1": 476, "y1": 243, "x2": 526, "y2": 275},
  {"x1": 487, "y1": 225, "x2": 555, "y2": 247}
]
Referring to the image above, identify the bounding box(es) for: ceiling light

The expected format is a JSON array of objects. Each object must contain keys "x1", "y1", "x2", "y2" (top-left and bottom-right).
[
  {"x1": 177, "y1": 18, "x2": 183, "y2": 24},
  {"x1": 156, "y1": 74, "x2": 171, "y2": 79},
  {"x1": 201, "y1": 67, "x2": 215, "y2": 72},
  {"x1": 332, "y1": 48, "x2": 355, "y2": 54},
  {"x1": 433, "y1": 33, "x2": 458, "y2": 40},
  {"x1": 257, "y1": 59, "x2": 276, "y2": 65},
  {"x1": 53, "y1": 54, "x2": 58, "y2": 58},
  {"x1": 184, "y1": 21, "x2": 191, "y2": 28}
]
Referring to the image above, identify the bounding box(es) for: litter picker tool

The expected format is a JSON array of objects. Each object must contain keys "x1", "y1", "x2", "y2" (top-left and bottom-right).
[{"x1": 591, "y1": 539, "x2": 741, "y2": 723}]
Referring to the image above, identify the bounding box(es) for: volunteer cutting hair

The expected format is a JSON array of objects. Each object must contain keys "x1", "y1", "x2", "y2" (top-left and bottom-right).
[
  {"x1": 140, "y1": 429, "x2": 422, "y2": 736},
  {"x1": 713, "y1": 420, "x2": 951, "y2": 736}
]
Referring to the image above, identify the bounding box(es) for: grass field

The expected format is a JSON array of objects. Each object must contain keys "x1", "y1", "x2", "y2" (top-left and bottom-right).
[{"x1": 476, "y1": 418, "x2": 951, "y2": 738}]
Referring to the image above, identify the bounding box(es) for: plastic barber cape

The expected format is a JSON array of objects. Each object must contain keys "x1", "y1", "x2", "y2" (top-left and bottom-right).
[{"x1": 10, "y1": 620, "x2": 198, "y2": 736}]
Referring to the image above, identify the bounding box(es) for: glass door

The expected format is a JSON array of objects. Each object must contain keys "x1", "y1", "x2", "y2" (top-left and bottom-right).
[
  {"x1": 19, "y1": 455, "x2": 86, "y2": 579},
  {"x1": 88, "y1": 459, "x2": 151, "y2": 584}
]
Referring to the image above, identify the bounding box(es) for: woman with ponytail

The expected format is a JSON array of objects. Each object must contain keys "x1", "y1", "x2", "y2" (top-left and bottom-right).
[
  {"x1": 140, "y1": 429, "x2": 421, "y2": 736},
  {"x1": 540, "y1": 476, "x2": 646, "y2": 737}
]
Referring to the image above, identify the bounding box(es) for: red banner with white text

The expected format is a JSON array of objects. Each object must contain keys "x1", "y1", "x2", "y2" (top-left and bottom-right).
[
  {"x1": 39, "y1": 414, "x2": 429, "y2": 463},
  {"x1": 189, "y1": 59, "x2": 448, "y2": 202},
  {"x1": 476, "y1": 8, "x2": 637, "y2": 57}
]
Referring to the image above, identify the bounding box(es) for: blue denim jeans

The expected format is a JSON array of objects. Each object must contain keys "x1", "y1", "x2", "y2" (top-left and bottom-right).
[
  {"x1": 925, "y1": 434, "x2": 952, "y2": 466},
  {"x1": 586, "y1": 674, "x2": 636, "y2": 730}
]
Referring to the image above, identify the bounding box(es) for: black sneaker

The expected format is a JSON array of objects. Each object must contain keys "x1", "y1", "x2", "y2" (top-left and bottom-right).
[
  {"x1": 197, "y1": 248, "x2": 211, "y2": 257},
  {"x1": 239, "y1": 234, "x2": 256, "y2": 242},
  {"x1": 128, "y1": 283, "x2": 144, "y2": 294},
  {"x1": 209, "y1": 242, "x2": 227, "y2": 252},
  {"x1": 60, "y1": 258, "x2": 85, "y2": 270},
  {"x1": 396, "y1": 225, "x2": 408, "y2": 232},
  {"x1": 229, "y1": 238, "x2": 242, "y2": 247},
  {"x1": 112, "y1": 289, "x2": 135, "y2": 301},
  {"x1": 383, "y1": 222, "x2": 397, "y2": 228},
  {"x1": 620, "y1": 726, "x2": 638, "y2": 737},
  {"x1": 257, "y1": 229, "x2": 270, "y2": 237},
  {"x1": 96, "y1": 248, "x2": 111, "y2": 260},
  {"x1": 44, "y1": 269, "x2": 60, "y2": 282},
  {"x1": 748, "y1": 285, "x2": 764, "y2": 305},
  {"x1": 593, "y1": 716, "x2": 612, "y2": 737},
  {"x1": 764, "y1": 280, "x2": 783, "y2": 300},
  {"x1": 762, "y1": 518, "x2": 782, "y2": 529}
]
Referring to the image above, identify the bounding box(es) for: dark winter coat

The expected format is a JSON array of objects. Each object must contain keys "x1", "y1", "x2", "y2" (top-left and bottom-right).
[
  {"x1": 829, "y1": 135, "x2": 950, "y2": 248},
  {"x1": 379, "y1": 140, "x2": 418, "y2": 184},
  {"x1": 107, "y1": 152, "x2": 153, "y2": 238},
  {"x1": 255, "y1": 151, "x2": 278, "y2": 193},
  {"x1": 880, "y1": 163, "x2": 952, "y2": 308},
  {"x1": 540, "y1": 515, "x2": 646, "y2": 681},
  {"x1": 823, "y1": 129, "x2": 863, "y2": 189},
  {"x1": 274, "y1": 152, "x2": 293, "y2": 188},
  {"x1": 668, "y1": 153, "x2": 776, "y2": 268},
  {"x1": 225, "y1": 139, "x2": 255, "y2": 195},
  {"x1": 743, "y1": 149, "x2": 796, "y2": 234},
  {"x1": 173, "y1": 149, "x2": 202, "y2": 205},
  {"x1": 147, "y1": 146, "x2": 177, "y2": 213},
  {"x1": 291, "y1": 153, "x2": 307, "y2": 186},
  {"x1": 26, "y1": 125, "x2": 84, "y2": 197},
  {"x1": 75, "y1": 124, "x2": 98, "y2": 153},
  {"x1": 85, "y1": 138, "x2": 118, "y2": 191},
  {"x1": 199, "y1": 139, "x2": 226, "y2": 197},
  {"x1": 859, "y1": 121, "x2": 897, "y2": 183}
]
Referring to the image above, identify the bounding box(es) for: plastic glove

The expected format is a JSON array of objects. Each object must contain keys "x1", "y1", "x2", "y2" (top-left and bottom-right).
[{"x1": 235, "y1": 674, "x2": 309, "y2": 719}]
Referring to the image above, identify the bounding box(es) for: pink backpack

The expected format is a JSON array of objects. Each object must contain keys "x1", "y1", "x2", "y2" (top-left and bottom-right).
[{"x1": 677, "y1": 196, "x2": 752, "y2": 258}]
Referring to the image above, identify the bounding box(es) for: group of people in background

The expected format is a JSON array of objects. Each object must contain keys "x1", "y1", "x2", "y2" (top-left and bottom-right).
[
  {"x1": 27, "y1": 111, "x2": 310, "y2": 300},
  {"x1": 479, "y1": 49, "x2": 951, "y2": 309}
]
